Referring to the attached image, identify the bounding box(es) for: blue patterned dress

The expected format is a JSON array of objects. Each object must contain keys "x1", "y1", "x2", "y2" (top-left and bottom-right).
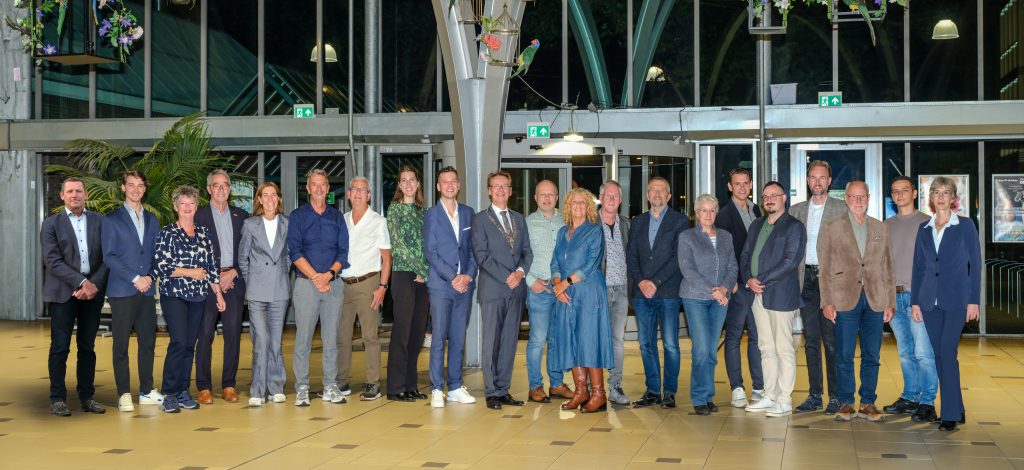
[{"x1": 549, "y1": 221, "x2": 614, "y2": 370}]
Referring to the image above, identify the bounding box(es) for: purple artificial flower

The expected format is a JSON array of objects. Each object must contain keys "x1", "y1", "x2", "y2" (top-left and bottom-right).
[
  {"x1": 119, "y1": 17, "x2": 132, "y2": 28},
  {"x1": 99, "y1": 19, "x2": 112, "y2": 37},
  {"x1": 36, "y1": 9, "x2": 43, "y2": 20},
  {"x1": 42, "y1": 44, "x2": 56, "y2": 55},
  {"x1": 118, "y1": 35, "x2": 130, "y2": 46},
  {"x1": 874, "y1": 0, "x2": 882, "y2": 4}
]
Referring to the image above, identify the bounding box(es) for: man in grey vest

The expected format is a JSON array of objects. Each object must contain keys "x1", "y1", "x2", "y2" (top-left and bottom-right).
[{"x1": 599, "y1": 180, "x2": 631, "y2": 405}]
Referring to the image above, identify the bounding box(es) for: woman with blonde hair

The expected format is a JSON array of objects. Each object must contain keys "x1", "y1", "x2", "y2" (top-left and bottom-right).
[
  {"x1": 549, "y1": 188, "x2": 614, "y2": 413},
  {"x1": 237, "y1": 182, "x2": 290, "y2": 406}
]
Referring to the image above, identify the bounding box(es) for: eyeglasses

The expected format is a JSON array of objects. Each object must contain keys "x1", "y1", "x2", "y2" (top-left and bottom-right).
[
  {"x1": 489, "y1": 184, "x2": 511, "y2": 191},
  {"x1": 930, "y1": 190, "x2": 953, "y2": 198},
  {"x1": 761, "y1": 194, "x2": 784, "y2": 201},
  {"x1": 209, "y1": 183, "x2": 230, "y2": 190},
  {"x1": 847, "y1": 195, "x2": 868, "y2": 201},
  {"x1": 348, "y1": 187, "x2": 369, "y2": 193}
]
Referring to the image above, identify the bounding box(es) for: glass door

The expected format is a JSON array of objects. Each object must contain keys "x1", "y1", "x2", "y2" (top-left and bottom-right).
[
  {"x1": 791, "y1": 143, "x2": 883, "y2": 219},
  {"x1": 281, "y1": 151, "x2": 351, "y2": 214},
  {"x1": 499, "y1": 163, "x2": 571, "y2": 215}
]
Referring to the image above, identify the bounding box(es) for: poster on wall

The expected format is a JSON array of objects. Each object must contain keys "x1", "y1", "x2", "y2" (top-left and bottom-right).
[
  {"x1": 993, "y1": 174, "x2": 1024, "y2": 242},
  {"x1": 918, "y1": 175, "x2": 969, "y2": 218}
]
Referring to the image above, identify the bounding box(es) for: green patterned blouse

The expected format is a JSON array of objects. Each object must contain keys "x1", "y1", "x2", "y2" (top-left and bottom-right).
[{"x1": 386, "y1": 202, "x2": 429, "y2": 280}]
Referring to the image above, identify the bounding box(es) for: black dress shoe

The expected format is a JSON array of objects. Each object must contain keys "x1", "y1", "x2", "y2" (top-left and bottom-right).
[
  {"x1": 911, "y1": 404, "x2": 937, "y2": 423},
  {"x1": 486, "y1": 396, "x2": 502, "y2": 410},
  {"x1": 407, "y1": 390, "x2": 428, "y2": 400},
  {"x1": 883, "y1": 397, "x2": 918, "y2": 415},
  {"x1": 80, "y1": 399, "x2": 106, "y2": 414},
  {"x1": 50, "y1": 401, "x2": 71, "y2": 417},
  {"x1": 693, "y1": 404, "x2": 711, "y2": 416},
  {"x1": 931, "y1": 410, "x2": 966, "y2": 425},
  {"x1": 706, "y1": 401, "x2": 719, "y2": 413},
  {"x1": 498, "y1": 394, "x2": 524, "y2": 406},
  {"x1": 387, "y1": 392, "x2": 415, "y2": 402},
  {"x1": 661, "y1": 394, "x2": 676, "y2": 409},
  {"x1": 938, "y1": 420, "x2": 958, "y2": 431},
  {"x1": 632, "y1": 391, "x2": 662, "y2": 408}
]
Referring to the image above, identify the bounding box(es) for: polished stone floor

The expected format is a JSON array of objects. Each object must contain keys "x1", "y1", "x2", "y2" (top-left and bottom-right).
[{"x1": 2, "y1": 320, "x2": 1024, "y2": 469}]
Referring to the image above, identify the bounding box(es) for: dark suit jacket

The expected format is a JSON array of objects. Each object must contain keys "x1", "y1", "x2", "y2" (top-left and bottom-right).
[
  {"x1": 195, "y1": 204, "x2": 248, "y2": 293},
  {"x1": 715, "y1": 198, "x2": 761, "y2": 276},
  {"x1": 41, "y1": 210, "x2": 109, "y2": 303},
  {"x1": 471, "y1": 206, "x2": 533, "y2": 302},
  {"x1": 423, "y1": 202, "x2": 478, "y2": 292},
  {"x1": 626, "y1": 208, "x2": 691, "y2": 299},
  {"x1": 102, "y1": 205, "x2": 160, "y2": 298},
  {"x1": 736, "y1": 212, "x2": 806, "y2": 311},
  {"x1": 911, "y1": 217, "x2": 982, "y2": 312}
]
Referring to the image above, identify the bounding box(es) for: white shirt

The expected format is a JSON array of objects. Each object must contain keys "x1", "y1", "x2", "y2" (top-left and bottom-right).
[
  {"x1": 341, "y1": 208, "x2": 391, "y2": 277},
  {"x1": 65, "y1": 208, "x2": 90, "y2": 275},
  {"x1": 442, "y1": 200, "x2": 462, "y2": 273},
  {"x1": 804, "y1": 201, "x2": 826, "y2": 265},
  {"x1": 263, "y1": 215, "x2": 279, "y2": 249},
  {"x1": 491, "y1": 205, "x2": 512, "y2": 232},
  {"x1": 926, "y1": 212, "x2": 960, "y2": 254}
]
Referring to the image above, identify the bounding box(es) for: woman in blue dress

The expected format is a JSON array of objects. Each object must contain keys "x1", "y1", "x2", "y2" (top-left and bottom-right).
[{"x1": 550, "y1": 188, "x2": 615, "y2": 413}]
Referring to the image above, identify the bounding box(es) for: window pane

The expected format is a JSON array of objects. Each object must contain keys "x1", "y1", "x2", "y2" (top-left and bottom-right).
[
  {"x1": 568, "y1": 0, "x2": 626, "y2": 109},
  {"x1": 771, "y1": 7, "x2": 830, "y2": 105},
  {"x1": 382, "y1": 0, "x2": 436, "y2": 112},
  {"x1": 152, "y1": 0, "x2": 200, "y2": 116},
  {"x1": 909, "y1": 0, "x2": 977, "y2": 101},
  {"x1": 508, "y1": 0, "x2": 562, "y2": 110},
  {"x1": 984, "y1": 141, "x2": 1024, "y2": 334},
  {"x1": 324, "y1": 1, "x2": 361, "y2": 113},
  {"x1": 97, "y1": 0, "x2": 145, "y2": 118},
  {"x1": 208, "y1": 0, "x2": 258, "y2": 116},
  {"x1": 42, "y1": 64, "x2": 89, "y2": 119},
  {"x1": 837, "y1": 6, "x2": 904, "y2": 103},
  {"x1": 983, "y1": 0, "x2": 1023, "y2": 99},
  {"x1": 264, "y1": 0, "x2": 316, "y2": 115},
  {"x1": 700, "y1": 0, "x2": 755, "y2": 106},
  {"x1": 641, "y1": 0, "x2": 695, "y2": 108}
]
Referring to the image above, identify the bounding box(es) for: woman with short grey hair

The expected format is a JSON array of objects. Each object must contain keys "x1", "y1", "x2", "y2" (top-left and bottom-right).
[{"x1": 678, "y1": 194, "x2": 737, "y2": 415}]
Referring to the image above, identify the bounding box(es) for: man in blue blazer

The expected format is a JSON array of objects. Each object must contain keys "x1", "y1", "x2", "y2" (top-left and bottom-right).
[
  {"x1": 626, "y1": 176, "x2": 690, "y2": 409},
  {"x1": 423, "y1": 166, "x2": 479, "y2": 409},
  {"x1": 42, "y1": 177, "x2": 109, "y2": 416},
  {"x1": 194, "y1": 169, "x2": 249, "y2": 405},
  {"x1": 471, "y1": 170, "x2": 533, "y2": 410},
  {"x1": 736, "y1": 181, "x2": 806, "y2": 417},
  {"x1": 103, "y1": 171, "x2": 163, "y2": 412}
]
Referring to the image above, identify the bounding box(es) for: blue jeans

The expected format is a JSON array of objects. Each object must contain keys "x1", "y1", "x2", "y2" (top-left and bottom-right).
[
  {"x1": 888, "y1": 291, "x2": 937, "y2": 405},
  {"x1": 633, "y1": 297, "x2": 681, "y2": 395},
  {"x1": 526, "y1": 289, "x2": 564, "y2": 389},
  {"x1": 682, "y1": 298, "x2": 728, "y2": 405},
  {"x1": 834, "y1": 293, "x2": 884, "y2": 405},
  {"x1": 428, "y1": 286, "x2": 474, "y2": 391}
]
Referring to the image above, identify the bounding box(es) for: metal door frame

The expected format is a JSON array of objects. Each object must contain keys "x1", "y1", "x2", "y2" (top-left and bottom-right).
[{"x1": 791, "y1": 143, "x2": 883, "y2": 219}]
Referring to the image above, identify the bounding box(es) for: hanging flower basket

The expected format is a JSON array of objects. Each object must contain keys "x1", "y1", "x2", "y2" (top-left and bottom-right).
[
  {"x1": 4, "y1": 0, "x2": 143, "y2": 64},
  {"x1": 747, "y1": 0, "x2": 908, "y2": 44}
]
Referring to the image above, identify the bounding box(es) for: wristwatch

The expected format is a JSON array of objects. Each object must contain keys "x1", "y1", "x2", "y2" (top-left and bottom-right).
[
  {"x1": 379, "y1": 283, "x2": 389, "y2": 289},
  {"x1": 566, "y1": 277, "x2": 574, "y2": 286},
  {"x1": 328, "y1": 269, "x2": 338, "y2": 281}
]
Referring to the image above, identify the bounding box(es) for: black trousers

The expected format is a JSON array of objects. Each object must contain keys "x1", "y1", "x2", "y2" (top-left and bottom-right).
[
  {"x1": 195, "y1": 284, "x2": 245, "y2": 390},
  {"x1": 48, "y1": 295, "x2": 104, "y2": 403},
  {"x1": 109, "y1": 293, "x2": 158, "y2": 396},
  {"x1": 799, "y1": 265, "x2": 837, "y2": 398},
  {"x1": 386, "y1": 271, "x2": 430, "y2": 395}
]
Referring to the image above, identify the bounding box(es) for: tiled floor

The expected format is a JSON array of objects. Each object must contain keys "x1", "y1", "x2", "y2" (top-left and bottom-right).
[{"x1": 3, "y1": 320, "x2": 1024, "y2": 469}]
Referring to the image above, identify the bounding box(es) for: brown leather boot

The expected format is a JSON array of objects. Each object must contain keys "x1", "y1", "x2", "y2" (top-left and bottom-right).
[
  {"x1": 560, "y1": 367, "x2": 590, "y2": 410},
  {"x1": 528, "y1": 385, "x2": 550, "y2": 403},
  {"x1": 549, "y1": 383, "x2": 574, "y2": 399},
  {"x1": 580, "y1": 369, "x2": 607, "y2": 413}
]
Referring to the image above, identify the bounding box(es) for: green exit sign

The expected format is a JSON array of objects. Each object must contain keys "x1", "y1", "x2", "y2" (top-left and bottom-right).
[
  {"x1": 312, "y1": 192, "x2": 336, "y2": 205},
  {"x1": 527, "y1": 121, "x2": 550, "y2": 139},
  {"x1": 818, "y1": 92, "x2": 843, "y2": 107},
  {"x1": 294, "y1": 104, "x2": 316, "y2": 118}
]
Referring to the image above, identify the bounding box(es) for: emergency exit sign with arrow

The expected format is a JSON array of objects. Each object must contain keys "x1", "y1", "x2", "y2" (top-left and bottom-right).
[
  {"x1": 527, "y1": 122, "x2": 550, "y2": 139},
  {"x1": 818, "y1": 92, "x2": 843, "y2": 107}
]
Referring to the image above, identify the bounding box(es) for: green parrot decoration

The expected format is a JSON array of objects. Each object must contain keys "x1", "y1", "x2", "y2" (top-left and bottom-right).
[
  {"x1": 510, "y1": 39, "x2": 540, "y2": 78},
  {"x1": 844, "y1": 0, "x2": 878, "y2": 46}
]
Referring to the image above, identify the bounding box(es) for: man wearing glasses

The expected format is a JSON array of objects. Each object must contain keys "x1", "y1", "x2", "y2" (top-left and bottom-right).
[
  {"x1": 789, "y1": 160, "x2": 848, "y2": 415},
  {"x1": 471, "y1": 171, "x2": 533, "y2": 410},
  {"x1": 816, "y1": 181, "x2": 896, "y2": 422},
  {"x1": 736, "y1": 182, "x2": 806, "y2": 417}
]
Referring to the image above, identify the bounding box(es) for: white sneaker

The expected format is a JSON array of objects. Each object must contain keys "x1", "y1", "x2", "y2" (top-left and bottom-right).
[
  {"x1": 430, "y1": 389, "x2": 446, "y2": 408},
  {"x1": 139, "y1": 389, "x2": 164, "y2": 405},
  {"x1": 295, "y1": 386, "x2": 311, "y2": 407},
  {"x1": 118, "y1": 393, "x2": 135, "y2": 412},
  {"x1": 746, "y1": 397, "x2": 776, "y2": 412},
  {"x1": 730, "y1": 387, "x2": 748, "y2": 408},
  {"x1": 248, "y1": 397, "x2": 265, "y2": 407},
  {"x1": 422, "y1": 334, "x2": 432, "y2": 349},
  {"x1": 271, "y1": 393, "x2": 286, "y2": 403},
  {"x1": 752, "y1": 389, "x2": 766, "y2": 402},
  {"x1": 766, "y1": 402, "x2": 793, "y2": 417},
  {"x1": 447, "y1": 386, "x2": 476, "y2": 404},
  {"x1": 322, "y1": 384, "x2": 348, "y2": 404}
]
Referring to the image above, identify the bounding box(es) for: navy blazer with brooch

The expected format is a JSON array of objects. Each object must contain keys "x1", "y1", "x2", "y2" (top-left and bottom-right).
[
  {"x1": 910, "y1": 216, "x2": 982, "y2": 312},
  {"x1": 194, "y1": 204, "x2": 248, "y2": 293},
  {"x1": 423, "y1": 202, "x2": 478, "y2": 292},
  {"x1": 625, "y1": 208, "x2": 691, "y2": 299},
  {"x1": 40, "y1": 209, "x2": 109, "y2": 303},
  {"x1": 735, "y1": 212, "x2": 807, "y2": 311},
  {"x1": 102, "y1": 205, "x2": 160, "y2": 298}
]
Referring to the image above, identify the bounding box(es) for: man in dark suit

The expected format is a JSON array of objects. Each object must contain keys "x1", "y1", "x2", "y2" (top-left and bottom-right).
[
  {"x1": 423, "y1": 166, "x2": 478, "y2": 409},
  {"x1": 714, "y1": 167, "x2": 765, "y2": 409},
  {"x1": 472, "y1": 170, "x2": 533, "y2": 410},
  {"x1": 103, "y1": 170, "x2": 163, "y2": 413},
  {"x1": 194, "y1": 169, "x2": 248, "y2": 405},
  {"x1": 626, "y1": 176, "x2": 691, "y2": 409},
  {"x1": 41, "y1": 177, "x2": 109, "y2": 416},
  {"x1": 736, "y1": 181, "x2": 806, "y2": 418}
]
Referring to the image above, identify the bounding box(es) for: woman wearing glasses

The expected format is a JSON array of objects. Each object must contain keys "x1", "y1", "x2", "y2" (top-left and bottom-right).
[{"x1": 910, "y1": 176, "x2": 980, "y2": 431}]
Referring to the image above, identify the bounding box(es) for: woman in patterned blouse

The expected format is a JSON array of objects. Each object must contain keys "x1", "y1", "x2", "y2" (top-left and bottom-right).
[
  {"x1": 384, "y1": 165, "x2": 430, "y2": 401},
  {"x1": 153, "y1": 185, "x2": 226, "y2": 413}
]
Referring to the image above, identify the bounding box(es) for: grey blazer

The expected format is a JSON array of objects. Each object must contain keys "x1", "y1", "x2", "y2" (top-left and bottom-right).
[
  {"x1": 238, "y1": 214, "x2": 291, "y2": 303},
  {"x1": 471, "y1": 206, "x2": 533, "y2": 302},
  {"x1": 677, "y1": 227, "x2": 738, "y2": 301},
  {"x1": 789, "y1": 196, "x2": 848, "y2": 288}
]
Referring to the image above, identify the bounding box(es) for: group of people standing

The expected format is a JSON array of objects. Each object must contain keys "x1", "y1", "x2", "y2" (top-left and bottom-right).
[{"x1": 43, "y1": 161, "x2": 979, "y2": 431}]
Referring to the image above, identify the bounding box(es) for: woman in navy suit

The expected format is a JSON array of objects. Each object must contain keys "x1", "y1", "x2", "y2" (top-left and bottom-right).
[{"x1": 910, "y1": 176, "x2": 981, "y2": 431}]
